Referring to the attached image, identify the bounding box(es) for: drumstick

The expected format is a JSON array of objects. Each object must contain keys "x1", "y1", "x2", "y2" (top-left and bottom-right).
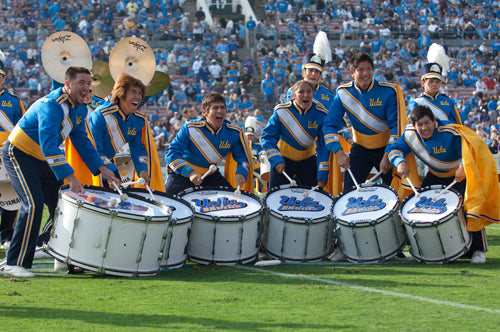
[
  {"x1": 84, "y1": 192, "x2": 119, "y2": 208},
  {"x1": 111, "y1": 181, "x2": 128, "y2": 201},
  {"x1": 432, "y1": 180, "x2": 457, "y2": 201},
  {"x1": 234, "y1": 185, "x2": 241, "y2": 196},
  {"x1": 347, "y1": 169, "x2": 362, "y2": 191},
  {"x1": 283, "y1": 171, "x2": 296, "y2": 186},
  {"x1": 364, "y1": 170, "x2": 383, "y2": 186},
  {"x1": 145, "y1": 184, "x2": 173, "y2": 215},
  {"x1": 121, "y1": 177, "x2": 146, "y2": 188},
  {"x1": 405, "y1": 176, "x2": 420, "y2": 198},
  {"x1": 200, "y1": 164, "x2": 217, "y2": 180},
  {"x1": 303, "y1": 185, "x2": 320, "y2": 197}
]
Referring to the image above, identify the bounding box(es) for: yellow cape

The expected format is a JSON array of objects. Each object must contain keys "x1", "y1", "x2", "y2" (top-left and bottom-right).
[
  {"x1": 449, "y1": 124, "x2": 500, "y2": 231},
  {"x1": 224, "y1": 132, "x2": 254, "y2": 193}
]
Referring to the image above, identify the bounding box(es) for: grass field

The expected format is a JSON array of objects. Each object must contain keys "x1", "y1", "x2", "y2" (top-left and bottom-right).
[{"x1": 1, "y1": 219, "x2": 500, "y2": 331}]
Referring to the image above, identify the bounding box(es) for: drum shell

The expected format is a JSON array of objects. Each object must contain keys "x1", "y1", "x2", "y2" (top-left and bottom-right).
[
  {"x1": 127, "y1": 188, "x2": 193, "y2": 270},
  {"x1": 263, "y1": 185, "x2": 334, "y2": 262},
  {"x1": 400, "y1": 186, "x2": 471, "y2": 263},
  {"x1": 259, "y1": 152, "x2": 270, "y2": 183},
  {"x1": 48, "y1": 186, "x2": 170, "y2": 277},
  {"x1": 180, "y1": 187, "x2": 262, "y2": 265},
  {"x1": 333, "y1": 184, "x2": 406, "y2": 263}
]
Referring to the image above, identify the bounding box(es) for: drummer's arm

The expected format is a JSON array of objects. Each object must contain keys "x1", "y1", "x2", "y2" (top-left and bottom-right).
[
  {"x1": 455, "y1": 164, "x2": 465, "y2": 182},
  {"x1": 66, "y1": 173, "x2": 84, "y2": 194},
  {"x1": 396, "y1": 161, "x2": 410, "y2": 179}
]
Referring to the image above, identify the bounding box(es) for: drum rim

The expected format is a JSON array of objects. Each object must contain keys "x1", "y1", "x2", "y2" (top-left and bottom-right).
[
  {"x1": 60, "y1": 185, "x2": 172, "y2": 222},
  {"x1": 332, "y1": 183, "x2": 400, "y2": 225},
  {"x1": 126, "y1": 187, "x2": 194, "y2": 223},
  {"x1": 399, "y1": 184, "x2": 463, "y2": 223}
]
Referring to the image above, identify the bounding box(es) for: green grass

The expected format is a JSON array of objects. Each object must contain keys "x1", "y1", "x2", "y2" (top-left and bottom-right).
[{"x1": 1, "y1": 220, "x2": 500, "y2": 330}]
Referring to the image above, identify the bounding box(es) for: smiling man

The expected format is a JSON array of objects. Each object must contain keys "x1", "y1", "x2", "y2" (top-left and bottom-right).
[
  {"x1": 87, "y1": 73, "x2": 163, "y2": 189},
  {"x1": 2, "y1": 66, "x2": 120, "y2": 278},
  {"x1": 261, "y1": 80, "x2": 329, "y2": 189},
  {"x1": 323, "y1": 52, "x2": 407, "y2": 192},
  {"x1": 387, "y1": 105, "x2": 500, "y2": 264},
  {"x1": 165, "y1": 92, "x2": 251, "y2": 195}
]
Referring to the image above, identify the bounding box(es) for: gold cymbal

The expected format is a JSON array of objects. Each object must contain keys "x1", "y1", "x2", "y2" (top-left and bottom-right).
[
  {"x1": 145, "y1": 71, "x2": 171, "y2": 97},
  {"x1": 41, "y1": 31, "x2": 92, "y2": 83},
  {"x1": 109, "y1": 37, "x2": 156, "y2": 86},
  {"x1": 90, "y1": 61, "x2": 114, "y2": 99}
]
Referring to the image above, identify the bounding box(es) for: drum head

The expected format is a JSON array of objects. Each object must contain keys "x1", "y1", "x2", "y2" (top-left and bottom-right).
[
  {"x1": 0, "y1": 182, "x2": 21, "y2": 211},
  {"x1": 128, "y1": 189, "x2": 193, "y2": 221},
  {"x1": 61, "y1": 186, "x2": 169, "y2": 218},
  {"x1": 401, "y1": 186, "x2": 461, "y2": 223},
  {"x1": 333, "y1": 184, "x2": 399, "y2": 223},
  {"x1": 264, "y1": 185, "x2": 333, "y2": 220},
  {"x1": 180, "y1": 187, "x2": 262, "y2": 217}
]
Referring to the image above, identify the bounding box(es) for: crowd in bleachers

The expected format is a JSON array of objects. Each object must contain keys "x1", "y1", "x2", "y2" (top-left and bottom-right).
[{"x1": 1, "y1": 0, "x2": 500, "y2": 153}]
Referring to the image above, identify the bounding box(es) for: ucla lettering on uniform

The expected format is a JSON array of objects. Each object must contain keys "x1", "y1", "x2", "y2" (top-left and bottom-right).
[
  {"x1": 127, "y1": 127, "x2": 137, "y2": 135},
  {"x1": 278, "y1": 195, "x2": 324, "y2": 212},
  {"x1": 342, "y1": 195, "x2": 386, "y2": 216},
  {"x1": 192, "y1": 197, "x2": 247, "y2": 213},
  {"x1": 219, "y1": 140, "x2": 230, "y2": 149},
  {"x1": 440, "y1": 100, "x2": 450, "y2": 106},
  {"x1": 308, "y1": 120, "x2": 318, "y2": 129},
  {"x1": 76, "y1": 116, "x2": 82, "y2": 124},
  {"x1": 407, "y1": 196, "x2": 447, "y2": 214},
  {"x1": 2, "y1": 100, "x2": 13, "y2": 107},
  {"x1": 369, "y1": 98, "x2": 383, "y2": 107},
  {"x1": 321, "y1": 94, "x2": 330, "y2": 101},
  {"x1": 432, "y1": 145, "x2": 447, "y2": 154}
]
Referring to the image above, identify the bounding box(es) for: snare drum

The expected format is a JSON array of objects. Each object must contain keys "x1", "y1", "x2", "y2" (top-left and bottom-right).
[
  {"x1": 0, "y1": 157, "x2": 21, "y2": 211},
  {"x1": 180, "y1": 187, "x2": 262, "y2": 265},
  {"x1": 332, "y1": 184, "x2": 405, "y2": 263},
  {"x1": 48, "y1": 185, "x2": 171, "y2": 277},
  {"x1": 128, "y1": 188, "x2": 193, "y2": 270},
  {"x1": 400, "y1": 185, "x2": 470, "y2": 263},
  {"x1": 115, "y1": 144, "x2": 134, "y2": 182},
  {"x1": 263, "y1": 185, "x2": 334, "y2": 262}
]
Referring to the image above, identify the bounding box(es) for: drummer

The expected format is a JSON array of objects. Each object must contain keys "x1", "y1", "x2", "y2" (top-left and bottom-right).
[
  {"x1": 2, "y1": 66, "x2": 120, "y2": 278},
  {"x1": 165, "y1": 92, "x2": 251, "y2": 195},
  {"x1": 0, "y1": 60, "x2": 25, "y2": 249},
  {"x1": 86, "y1": 73, "x2": 164, "y2": 190},
  {"x1": 261, "y1": 80, "x2": 329, "y2": 189},
  {"x1": 387, "y1": 105, "x2": 500, "y2": 264}
]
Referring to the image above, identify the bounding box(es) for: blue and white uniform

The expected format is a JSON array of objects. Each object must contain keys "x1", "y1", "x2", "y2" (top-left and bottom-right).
[
  {"x1": 286, "y1": 83, "x2": 335, "y2": 111},
  {"x1": 165, "y1": 117, "x2": 250, "y2": 195},
  {"x1": 3, "y1": 87, "x2": 104, "y2": 268},
  {"x1": 261, "y1": 100, "x2": 329, "y2": 188},
  {"x1": 409, "y1": 92, "x2": 462, "y2": 124}
]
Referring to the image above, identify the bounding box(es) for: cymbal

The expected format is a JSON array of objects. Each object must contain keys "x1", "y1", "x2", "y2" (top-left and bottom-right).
[
  {"x1": 145, "y1": 71, "x2": 171, "y2": 97},
  {"x1": 109, "y1": 37, "x2": 156, "y2": 86},
  {"x1": 90, "y1": 61, "x2": 114, "y2": 99},
  {"x1": 41, "y1": 31, "x2": 92, "y2": 84}
]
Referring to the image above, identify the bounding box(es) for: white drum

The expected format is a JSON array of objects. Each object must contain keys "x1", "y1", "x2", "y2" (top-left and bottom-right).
[
  {"x1": 400, "y1": 185, "x2": 470, "y2": 263},
  {"x1": 180, "y1": 187, "x2": 262, "y2": 265},
  {"x1": 333, "y1": 184, "x2": 405, "y2": 263},
  {"x1": 0, "y1": 157, "x2": 21, "y2": 211},
  {"x1": 0, "y1": 156, "x2": 10, "y2": 183},
  {"x1": 263, "y1": 185, "x2": 334, "y2": 262},
  {"x1": 259, "y1": 151, "x2": 270, "y2": 183},
  {"x1": 48, "y1": 186, "x2": 172, "y2": 277},
  {"x1": 128, "y1": 188, "x2": 193, "y2": 270}
]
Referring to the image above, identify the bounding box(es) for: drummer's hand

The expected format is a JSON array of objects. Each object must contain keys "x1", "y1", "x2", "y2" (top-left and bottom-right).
[
  {"x1": 335, "y1": 150, "x2": 350, "y2": 169},
  {"x1": 317, "y1": 180, "x2": 327, "y2": 189},
  {"x1": 274, "y1": 162, "x2": 285, "y2": 174},
  {"x1": 234, "y1": 173, "x2": 246, "y2": 187},
  {"x1": 99, "y1": 165, "x2": 122, "y2": 187},
  {"x1": 66, "y1": 174, "x2": 84, "y2": 194},
  {"x1": 455, "y1": 165, "x2": 466, "y2": 182},
  {"x1": 139, "y1": 170, "x2": 151, "y2": 186},
  {"x1": 379, "y1": 152, "x2": 392, "y2": 174},
  {"x1": 189, "y1": 170, "x2": 203, "y2": 186},
  {"x1": 396, "y1": 161, "x2": 410, "y2": 179}
]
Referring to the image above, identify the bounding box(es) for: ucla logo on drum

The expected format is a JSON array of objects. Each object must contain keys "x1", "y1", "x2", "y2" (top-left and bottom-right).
[
  {"x1": 278, "y1": 196, "x2": 324, "y2": 212},
  {"x1": 191, "y1": 197, "x2": 247, "y2": 213},
  {"x1": 407, "y1": 196, "x2": 447, "y2": 214},
  {"x1": 85, "y1": 195, "x2": 148, "y2": 212},
  {"x1": 342, "y1": 195, "x2": 386, "y2": 216}
]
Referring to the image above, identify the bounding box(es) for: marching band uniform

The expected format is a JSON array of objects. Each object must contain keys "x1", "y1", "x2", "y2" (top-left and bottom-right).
[
  {"x1": 3, "y1": 86, "x2": 105, "y2": 269},
  {"x1": 261, "y1": 99, "x2": 329, "y2": 189},
  {"x1": 409, "y1": 92, "x2": 462, "y2": 125},
  {"x1": 324, "y1": 79, "x2": 407, "y2": 192},
  {"x1": 388, "y1": 119, "x2": 500, "y2": 262},
  {"x1": 165, "y1": 117, "x2": 251, "y2": 195},
  {"x1": 0, "y1": 64, "x2": 25, "y2": 247}
]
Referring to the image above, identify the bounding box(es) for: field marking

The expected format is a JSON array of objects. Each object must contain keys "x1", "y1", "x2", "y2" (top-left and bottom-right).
[{"x1": 235, "y1": 265, "x2": 500, "y2": 314}]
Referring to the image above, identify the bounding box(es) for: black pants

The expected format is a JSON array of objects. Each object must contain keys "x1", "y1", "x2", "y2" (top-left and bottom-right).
[
  {"x1": 165, "y1": 169, "x2": 232, "y2": 196},
  {"x1": 269, "y1": 155, "x2": 317, "y2": 190}
]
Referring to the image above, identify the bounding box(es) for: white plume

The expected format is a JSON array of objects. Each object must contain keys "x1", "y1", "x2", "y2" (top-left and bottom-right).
[
  {"x1": 244, "y1": 116, "x2": 258, "y2": 132},
  {"x1": 313, "y1": 31, "x2": 332, "y2": 63},
  {"x1": 0, "y1": 50, "x2": 5, "y2": 62},
  {"x1": 427, "y1": 43, "x2": 450, "y2": 76}
]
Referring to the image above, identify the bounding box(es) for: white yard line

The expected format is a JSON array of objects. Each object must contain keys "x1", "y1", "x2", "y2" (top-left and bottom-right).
[{"x1": 234, "y1": 265, "x2": 500, "y2": 314}]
